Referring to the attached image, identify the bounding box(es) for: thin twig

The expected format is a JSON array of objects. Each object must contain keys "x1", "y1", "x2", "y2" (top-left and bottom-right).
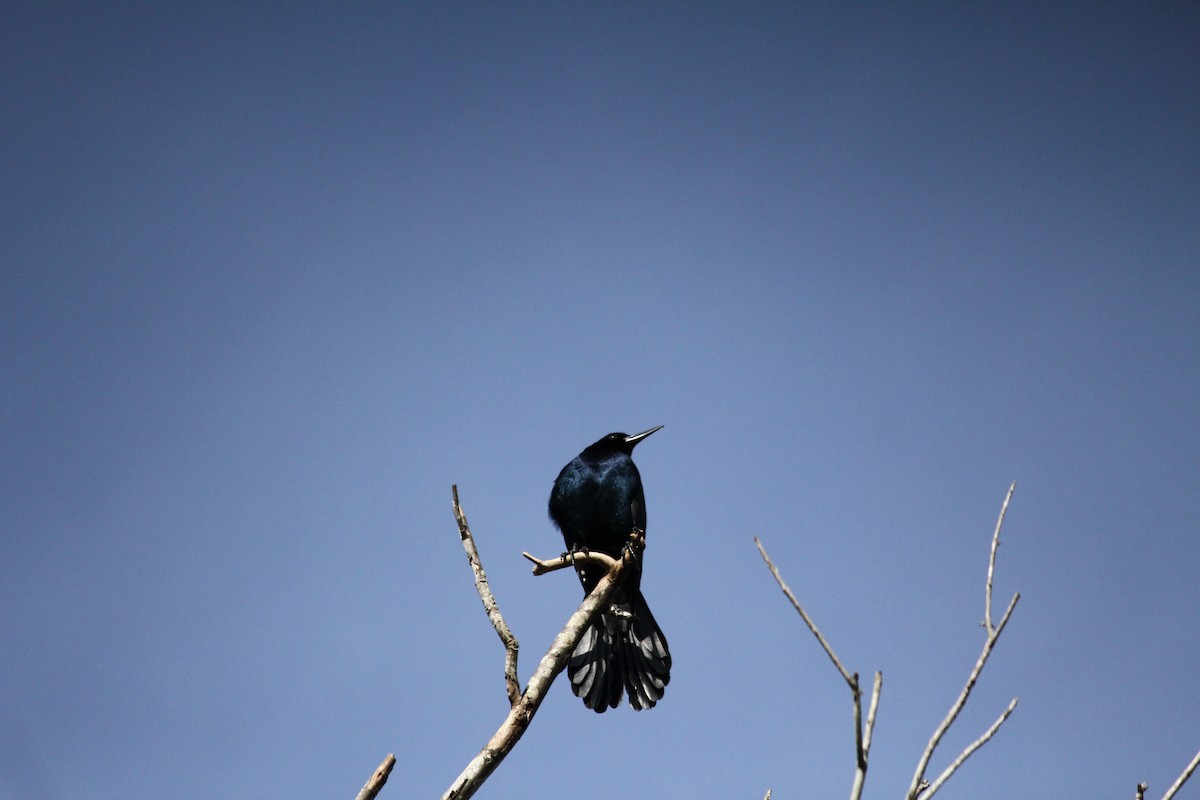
[
  {"x1": 851, "y1": 672, "x2": 864, "y2": 768},
  {"x1": 1161, "y1": 749, "x2": 1200, "y2": 800},
  {"x1": 863, "y1": 672, "x2": 882, "y2": 761},
  {"x1": 755, "y1": 537, "x2": 855, "y2": 689},
  {"x1": 985, "y1": 482, "x2": 1015, "y2": 635},
  {"x1": 522, "y1": 549, "x2": 620, "y2": 576},
  {"x1": 849, "y1": 672, "x2": 883, "y2": 800},
  {"x1": 1137, "y1": 782, "x2": 1148, "y2": 800},
  {"x1": 910, "y1": 591, "x2": 1019, "y2": 798},
  {"x1": 906, "y1": 485, "x2": 1021, "y2": 800},
  {"x1": 922, "y1": 697, "x2": 1019, "y2": 799},
  {"x1": 452, "y1": 485, "x2": 520, "y2": 707},
  {"x1": 442, "y1": 529, "x2": 643, "y2": 800},
  {"x1": 756, "y1": 537, "x2": 877, "y2": 800},
  {"x1": 355, "y1": 753, "x2": 396, "y2": 800}
]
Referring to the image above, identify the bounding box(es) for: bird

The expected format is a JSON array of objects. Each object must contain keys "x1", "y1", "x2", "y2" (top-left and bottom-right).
[{"x1": 548, "y1": 426, "x2": 671, "y2": 712}]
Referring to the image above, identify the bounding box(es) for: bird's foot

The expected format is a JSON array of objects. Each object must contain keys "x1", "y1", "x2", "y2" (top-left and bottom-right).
[
  {"x1": 622, "y1": 529, "x2": 645, "y2": 560},
  {"x1": 561, "y1": 546, "x2": 590, "y2": 567}
]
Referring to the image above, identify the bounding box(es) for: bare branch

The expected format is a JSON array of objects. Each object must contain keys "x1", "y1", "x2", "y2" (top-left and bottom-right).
[
  {"x1": 755, "y1": 537, "x2": 856, "y2": 689},
  {"x1": 906, "y1": 485, "x2": 1021, "y2": 800},
  {"x1": 862, "y1": 672, "x2": 882, "y2": 760},
  {"x1": 922, "y1": 697, "x2": 1018, "y2": 800},
  {"x1": 1161, "y1": 749, "x2": 1200, "y2": 800},
  {"x1": 452, "y1": 485, "x2": 521, "y2": 707},
  {"x1": 849, "y1": 672, "x2": 883, "y2": 800},
  {"x1": 852, "y1": 672, "x2": 864, "y2": 768},
  {"x1": 910, "y1": 563, "x2": 1019, "y2": 797},
  {"x1": 906, "y1": 601, "x2": 1019, "y2": 800},
  {"x1": 442, "y1": 528, "x2": 643, "y2": 800},
  {"x1": 1137, "y1": 783, "x2": 1148, "y2": 800},
  {"x1": 355, "y1": 754, "x2": 396, "y2": 800},
  {"x1": 522, "y1": 549, "x2": 621, "y2": 576},
  {"x1": 985, "y1": 481, "x2": 1016, "y2": 635},
  {"x1": 756, "y1": 537, "x2": 879, "y2": 800}
]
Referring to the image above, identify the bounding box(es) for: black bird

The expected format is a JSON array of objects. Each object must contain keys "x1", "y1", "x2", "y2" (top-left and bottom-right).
[{"x1": 548, "y1": 426, "x2": 670, "y2": 712}]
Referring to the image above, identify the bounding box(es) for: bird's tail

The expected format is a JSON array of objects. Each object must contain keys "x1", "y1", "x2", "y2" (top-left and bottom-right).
[{"x1": 567, "y1": 591, "x2": 671, "y2": 712}]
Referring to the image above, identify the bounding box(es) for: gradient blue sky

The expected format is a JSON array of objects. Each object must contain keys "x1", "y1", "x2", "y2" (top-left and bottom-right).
[{"x1": 3, "y1": 3, "x2": 1198, "y2": 798}]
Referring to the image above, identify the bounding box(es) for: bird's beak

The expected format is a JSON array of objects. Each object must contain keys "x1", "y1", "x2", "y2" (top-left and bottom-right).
[{"x1": 624, "y1": 425, "x2": 663, "y2": 448}]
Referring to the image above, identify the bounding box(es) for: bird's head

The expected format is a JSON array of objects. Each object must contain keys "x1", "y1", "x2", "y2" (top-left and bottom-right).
[{"x1": 589, "y1": 425, "x2": 663, "y2": 456}]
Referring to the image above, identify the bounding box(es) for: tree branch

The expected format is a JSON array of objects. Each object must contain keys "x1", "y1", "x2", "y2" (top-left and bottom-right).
[
  {"x1": 355, "y1": 753, "x2": 395, "y2": 800},
  {"x1": 1161, "y1": 749, "x2": 1200, "y2": 800},
  {"x1": 985, "y1": 481, "x2": 1015, "y2": 635},
  {"x1": 441, "y1": 525, "x2": 643, "y2": 800},
  {"x1": 452, "y1": 485, "x2": 521, "y2": 707},
  {"x1": 906, "y1": 482, "x2": 1020, "y2": 800},
  {"x1": 849, "y1": 672, "x2": 883, "y2": 800},
  {"x1": 755, "y1": 537, "x2": 856, "y2": 689},
  {"x1": 522, "y1": 549, "x2": 621, "y2": 576},
  {"x1": 922, "y1": 697, "x2": 1018, "y2": 798},
  {"x1": 756, "y1": 537, "x2": 876, "y2": 800}
]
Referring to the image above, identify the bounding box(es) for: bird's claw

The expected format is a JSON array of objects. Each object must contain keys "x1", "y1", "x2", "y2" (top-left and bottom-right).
[
  {"x1": 622, "y1": 528, "x2": 645, "y2": 560},
  {"x1": 561, "y1": 545, "x2": 590, "y2": 566}
]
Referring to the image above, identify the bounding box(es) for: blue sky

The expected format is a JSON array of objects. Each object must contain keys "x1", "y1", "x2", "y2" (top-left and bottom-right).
[{"x1": 2, "y1": 2, "x2": 1198, "y2": 798}]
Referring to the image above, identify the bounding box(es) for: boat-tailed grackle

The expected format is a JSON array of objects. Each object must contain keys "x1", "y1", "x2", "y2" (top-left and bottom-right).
[{"x1": 548, "y1": 426, "x2": 670, "y2": 712}]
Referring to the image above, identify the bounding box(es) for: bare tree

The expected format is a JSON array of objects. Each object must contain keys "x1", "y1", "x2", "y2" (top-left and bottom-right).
[
  {"x1": 442, "y1": 486, "x2": 643, "y2": 800},
  {"x1": 756, "y1": 482, "x2": 1021, "y2": 800},
  {"x1": 353, "y1": 481, "x2": 1199, "y2": 799}
]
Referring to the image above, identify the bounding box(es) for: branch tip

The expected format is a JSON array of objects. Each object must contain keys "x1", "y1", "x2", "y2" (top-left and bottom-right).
[{"x1": 355, "y1": 753, "x2": 396, "y2": 800}]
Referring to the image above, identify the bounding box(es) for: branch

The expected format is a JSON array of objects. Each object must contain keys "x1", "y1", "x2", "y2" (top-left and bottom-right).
[
  {"x1": 1161, "y1": 749, "x2": 1200, "y2": 800},
  {"x1": 756, "y1": 537, "x2": 876, "y2": 800},
  {"x1": 355, "y1": 754, "x2": 395, "y2": 800},
  {"x1": 755, "y1": 537, "x2": 855, "y2": 689},
  {"x1": 522, "y1": 549, "x2": 621, "y2": 576},
  {"x1": 442, "y1": 527, "x2": 643, "y2": 800},
  {"x1": 985, "y1": 481, "x2": 1015, "y2": 635},
  {"x1": 849, "y1": 672, "x2": 883, "y2": 800},
  {"x1": 452, "y1": 485, "x2": 520, "y2": 706},
  {"x1": 906, "y1": 482, "x2": 1020, "y2": 800},
  {"x1": 922, "y1": 697, "x2": 1018, "y2": 798}
]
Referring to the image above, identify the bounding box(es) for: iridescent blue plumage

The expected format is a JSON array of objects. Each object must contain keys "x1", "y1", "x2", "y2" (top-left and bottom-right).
[{"x1": 548, "y1": 426, "x2": 670, "y2": 712}]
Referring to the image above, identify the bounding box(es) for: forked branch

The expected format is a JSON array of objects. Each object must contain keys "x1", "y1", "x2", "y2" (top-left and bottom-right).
[
  {"x1": 905, "y1": 482, "x2": 1020, "y2": 800},
  {"x1": 758, "y1": 483, "x2": 1022, "y2": 800},
  {"x1": 757, "y1": 538, "x2": 880, "y2": 800},
  {"x1": 442, "y1": 488, "x2": 643, "y2": 800},
  {"x1": 453, "y1": 485, "x2": 521, "y2": 706}
]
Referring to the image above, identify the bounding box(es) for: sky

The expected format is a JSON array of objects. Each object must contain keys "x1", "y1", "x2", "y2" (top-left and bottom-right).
[{"x1": 2, "y1": 2, "x2": 1198, "y2": 798}]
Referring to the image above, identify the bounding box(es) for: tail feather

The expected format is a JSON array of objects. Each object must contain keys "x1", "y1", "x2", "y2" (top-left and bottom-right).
[
  {"x1": 567, "y1": 591, "x2": 670, "y2": 712},
  {"x1": 625, "y1": 596, "x2": 670, "y2": 710},
  {"x1": 567, "y1": 618, "x2": 622, "y2": 711}
]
